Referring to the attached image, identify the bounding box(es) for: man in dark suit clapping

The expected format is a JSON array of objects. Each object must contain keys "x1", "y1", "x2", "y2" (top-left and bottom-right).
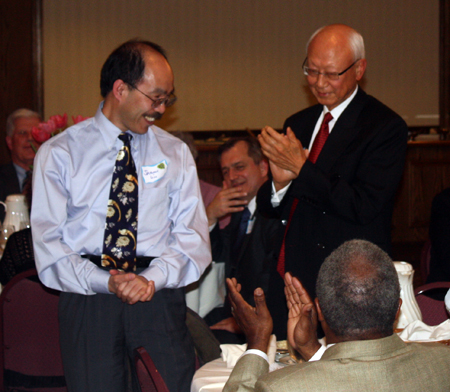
[{"x1": 257, "y1": 24, "x2": 408, "y2": 339}]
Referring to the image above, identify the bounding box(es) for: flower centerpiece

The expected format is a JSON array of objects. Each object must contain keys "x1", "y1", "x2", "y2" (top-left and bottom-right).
[
  {"x1": 24, "y1": 114, "x2": 90, "y2": 208},
  {"x1": 31, "y1": 113, "x2": 90, "y2": 143}
]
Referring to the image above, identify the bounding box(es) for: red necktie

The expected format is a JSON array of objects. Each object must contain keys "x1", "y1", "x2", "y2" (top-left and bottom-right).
[
  {"x1": 308, "y1": 112, "x2": 333, "y2": 164},
  {"x1": 276, "y1": 112, "x2": 333, "y2": 278}
]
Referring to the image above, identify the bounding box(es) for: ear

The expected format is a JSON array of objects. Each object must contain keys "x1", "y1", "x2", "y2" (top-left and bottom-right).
[
  {"x1": 395, "y1": 298, "x2": 402, "y2": 321},
  {"x1": 259, "y1": 159, "x2": 269, "y2": 177},
  {"x1": 112, "y1": 79, "x2": 130, "y2": 102},
  {"x1": 355, "y1": 58, "x2": 367, "y2": 81},
  {"x1": 5, "y1": 136, "x2": 13, "y2": 151},
  {"x1": 315, "y1": 298, "x2": 325, "y2": 322}
]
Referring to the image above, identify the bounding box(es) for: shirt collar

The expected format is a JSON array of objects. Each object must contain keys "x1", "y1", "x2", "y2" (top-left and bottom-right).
[
  {"x1": 324, "y1": 85, "x2": 359, "y2": 121},
  {"x1": 248, "y1": 197, "x2": 257, "y2": 217}
]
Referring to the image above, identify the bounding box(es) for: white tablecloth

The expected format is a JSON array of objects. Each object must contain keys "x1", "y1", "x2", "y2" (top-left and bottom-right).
[{"x1": 191, "y1": 358, "x2": 231, "y2": 392}]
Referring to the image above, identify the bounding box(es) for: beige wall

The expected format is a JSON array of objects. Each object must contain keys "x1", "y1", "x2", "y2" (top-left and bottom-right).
[{"x1": 43, "y1": 0, "x2": 439, "y2": 130}]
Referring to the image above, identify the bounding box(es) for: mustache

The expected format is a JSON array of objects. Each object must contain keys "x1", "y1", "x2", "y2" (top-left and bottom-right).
[{"x1": 150, "y1": 112, "x2": 163, "y2": 121}]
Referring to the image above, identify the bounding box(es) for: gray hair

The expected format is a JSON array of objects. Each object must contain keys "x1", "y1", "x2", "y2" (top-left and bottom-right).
[
  {"x1": 316, "y1": 240, "x2": 400, "y2": 339},
  {"x1": 6, "y1": 108, "x2": 41, "y2": 137},
  {"x1": 307, "y1": 25, "x2": 365, "y2": 61}
]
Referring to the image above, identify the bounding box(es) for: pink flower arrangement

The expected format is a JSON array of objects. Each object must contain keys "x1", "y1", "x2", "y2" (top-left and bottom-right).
[{"x1": 31, "y1": 113, "x2": 90, "y2": 143}]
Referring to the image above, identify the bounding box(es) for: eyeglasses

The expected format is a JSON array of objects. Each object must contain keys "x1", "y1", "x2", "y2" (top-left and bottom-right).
[
  {"x1": 128, "y1": 84, "x2": 177, "y2": 108},
  {"x1": 302, "y1": 58, "x2": 360, "y2": 81}
]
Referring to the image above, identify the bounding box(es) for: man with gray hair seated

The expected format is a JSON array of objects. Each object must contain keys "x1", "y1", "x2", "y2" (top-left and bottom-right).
[
  {"x1": 1, "y1": 108, "x2": 41, "y2": 221},
  {"x1": 224, "y1": 239, "x2": 450, "y2": 391}
]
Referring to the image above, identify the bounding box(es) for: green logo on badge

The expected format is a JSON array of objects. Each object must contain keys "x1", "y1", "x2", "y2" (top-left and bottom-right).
[{"x1": 157, "y1": 162, "x2": 165, "y2": 169}]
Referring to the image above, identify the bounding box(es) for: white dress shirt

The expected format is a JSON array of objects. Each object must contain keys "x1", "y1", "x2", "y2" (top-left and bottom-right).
[{"x1": 31, "y1": 103, "x2": 211, "y2": 295}]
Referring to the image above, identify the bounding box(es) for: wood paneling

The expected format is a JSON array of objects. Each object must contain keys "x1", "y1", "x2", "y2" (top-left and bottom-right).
[
  {"x1": 392, "y1": 141, "x2": 450, "y2": 242},
  {"x1": 0, "y1": 0, "x2": 42, "y2": 166}
]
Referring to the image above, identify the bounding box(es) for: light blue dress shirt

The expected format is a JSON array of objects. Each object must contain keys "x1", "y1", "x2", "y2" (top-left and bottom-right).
[{"x1": 31, "y1": 103, "x2": 211, "y2": 295}]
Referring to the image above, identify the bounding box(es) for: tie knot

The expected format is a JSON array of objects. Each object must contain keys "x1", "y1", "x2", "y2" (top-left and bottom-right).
[
  {"x1": 119, "y1": 132, "x2": 132, "y2": 145},
  {"x1": 323, "y1": 112, "x2": 333, "y2": 125}
]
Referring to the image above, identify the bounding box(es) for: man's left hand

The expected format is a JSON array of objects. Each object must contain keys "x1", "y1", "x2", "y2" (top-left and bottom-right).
[
  {"x1": 258, "y1": 126, "x2": 307, "y2": 186},
  {"x1": 284, "y1": 272, "x2": 321, "y2": 361},
  {"x1": 226, "y1": 278, "x2": 273, "y2": 352}
]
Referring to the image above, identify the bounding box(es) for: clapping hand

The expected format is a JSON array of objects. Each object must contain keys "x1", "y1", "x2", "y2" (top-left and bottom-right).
[
  {"x1": 284, "y1": 272, "x2": 321, "y2": 361},
  {"x1": 258, "y1": 126, "x2": 308, "y2": 191},
  {"x1": 226, "y1": 278, "x2": 273, "y2": 352}
]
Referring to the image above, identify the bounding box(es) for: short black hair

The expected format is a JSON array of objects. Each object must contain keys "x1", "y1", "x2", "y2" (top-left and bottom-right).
[
  {"x1": 316, "y1": 240, "x2": 400, "y2": 339},
  {"x1": 217, "y1": 137, "x2": 264, "y2": 165},
  {"x1": 100, "y1": 39, "x2": 167, "y2": 98}
]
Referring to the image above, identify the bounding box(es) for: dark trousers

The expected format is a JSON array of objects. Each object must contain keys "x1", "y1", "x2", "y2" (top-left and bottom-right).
[{"x1": 58, "y1": 287, "x2": 195, "y2": 392}]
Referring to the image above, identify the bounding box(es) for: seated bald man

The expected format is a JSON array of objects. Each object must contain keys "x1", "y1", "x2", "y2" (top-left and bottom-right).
[{"x1": 224, "y1": 240, "x2": 450, "y2": 392}]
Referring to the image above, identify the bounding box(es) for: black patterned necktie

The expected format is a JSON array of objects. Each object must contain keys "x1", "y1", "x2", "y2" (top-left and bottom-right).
[{"x1": 101, "y1": 133, "x2": 138, "y2": 271}]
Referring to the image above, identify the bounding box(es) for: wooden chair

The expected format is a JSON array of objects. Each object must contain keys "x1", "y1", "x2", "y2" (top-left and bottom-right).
[
  {"x1": 0, "y1": 269, "x2": 66, "y2": 391},
  {"x1": 134, "y1": 347, "x2": 170, "y2": 392},
  {"x1": 414, "y1": 282, "x2": 450, "y2": 325}
]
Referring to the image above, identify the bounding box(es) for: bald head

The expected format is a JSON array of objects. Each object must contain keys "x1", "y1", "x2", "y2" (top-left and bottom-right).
[
  {"x1": 307, "y1": 24, "x2": 365, "y2": 61},
  {"x1": 303, "y1": 24, "x2": 367, "y2": 110},
  {"x1": 100, "y1": 40, "x2": 169, "y2": 98}
]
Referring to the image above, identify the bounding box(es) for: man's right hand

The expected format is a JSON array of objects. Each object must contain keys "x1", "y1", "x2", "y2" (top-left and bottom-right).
[
  {"x1": 226, "y1": 278, "x2": 273, "y2": 352},
  {"x1": 284, "y1": 272, "x2": 321, "y2": 361},
  {"x1": 206, "y1": 181, "x2": 248, "y2": 226},
  {"x1": 108, "y1": 270, "x2": 155, "y2": 305}
]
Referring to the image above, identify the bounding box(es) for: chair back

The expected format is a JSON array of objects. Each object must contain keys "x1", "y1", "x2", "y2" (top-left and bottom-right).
[
  {"x1": 414, "y1": 282, "x2": 450, "y2": 326},
  {"x1": 0, "y1": 269, "x2": 66, "y2": 391},
  {"x1": 134, "y1": 347, "x2": 170, "y2": 392}
]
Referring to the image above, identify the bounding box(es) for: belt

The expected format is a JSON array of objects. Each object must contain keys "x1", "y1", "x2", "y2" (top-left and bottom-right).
[{"x1": 83, "y1": 255, "x2": 155, "y2": 270}]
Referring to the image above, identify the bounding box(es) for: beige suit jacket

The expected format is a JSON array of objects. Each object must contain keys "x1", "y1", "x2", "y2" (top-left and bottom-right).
[{"x1": 224, "y1": 335, "x2": 450, "y2": 392}]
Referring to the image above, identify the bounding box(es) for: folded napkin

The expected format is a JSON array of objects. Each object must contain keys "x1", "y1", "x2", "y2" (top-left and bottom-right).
[
  {"x1": 398, "y1": 319, "x2": 450, "y2": 342},
  {"x1": 220, "y1": 334, "x2": 277, "y2": 368}
]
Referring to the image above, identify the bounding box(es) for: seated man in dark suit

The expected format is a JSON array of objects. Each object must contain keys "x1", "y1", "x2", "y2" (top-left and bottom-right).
[
  {"x1": 1, "y1": 108, "x2": 41, "y2": 222},
  {"x1": 204, "y1": 137, "x2": 281, "y2": 343},
  {"x1": 428, "y1": 187, "x2": 450, "y2": 283},
  {"x1": 224, "y1": 239, "x2": 450, "y2": 392}
]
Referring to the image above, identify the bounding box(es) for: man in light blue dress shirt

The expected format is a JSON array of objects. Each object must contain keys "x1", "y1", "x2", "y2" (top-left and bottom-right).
[{"x1": 31, "y1": 40, "x2": 211, "y2": 392}]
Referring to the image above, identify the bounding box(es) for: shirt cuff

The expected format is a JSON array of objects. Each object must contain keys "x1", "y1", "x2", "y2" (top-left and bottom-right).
[
  {"x1": 139, "y1": 261, "x2": 167, "y2": 292},
  {"x1": 308, "y1": 344, "x2": 327, "y2": 362},
  {"x1": 270, "y1": 181, "x2": 291, "y2": 207},
  {"x1": 90, "y1": 267, "x2": 114, "y2": 294},
  {"x1": 242, "y1": 349, "x2": 269, "y2": 364}
]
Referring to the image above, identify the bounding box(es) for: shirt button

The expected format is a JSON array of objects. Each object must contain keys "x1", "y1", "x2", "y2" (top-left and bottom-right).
[{"x1": 281, "y1": 220, "x2": 287, "y2": 226}]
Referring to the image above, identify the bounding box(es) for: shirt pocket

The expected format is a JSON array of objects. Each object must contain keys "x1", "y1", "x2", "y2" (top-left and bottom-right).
[{"x1": 139, "y1": 186, "x2": 169, "y2": 230}]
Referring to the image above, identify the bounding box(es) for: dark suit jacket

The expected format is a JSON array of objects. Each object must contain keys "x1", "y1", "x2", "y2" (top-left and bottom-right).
[
  {"x1": 224, "y1": 334, "x2": 450, "y2": 392},
  {"x1": 210, "y1": 208, "x2": 281, "y2": 312},
  {"x1": 258, "y1": 88, "x2": 408, "y2": 338},
  {"x1": 0, "y1": 162, "x2": 21, "y2": 222},
  {"x1": 428, "y1": 187, "x2": 450, "y2": 282}
]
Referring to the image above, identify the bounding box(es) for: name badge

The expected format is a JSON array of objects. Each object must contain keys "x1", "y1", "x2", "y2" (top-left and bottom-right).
[{"x1": 142, "y1": 160, "x2": 168, "y2": 184}]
